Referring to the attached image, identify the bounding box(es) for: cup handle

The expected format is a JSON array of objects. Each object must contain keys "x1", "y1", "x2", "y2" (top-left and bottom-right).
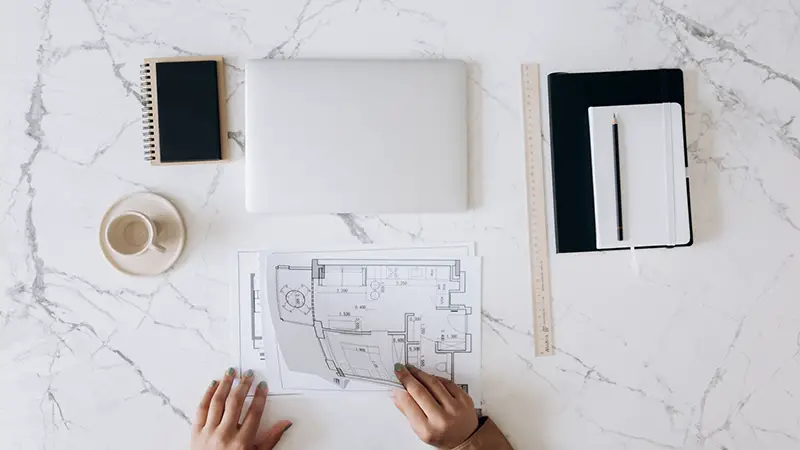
[{"x1": 149, "y1": 220, "x2": 167, "y2": 253}]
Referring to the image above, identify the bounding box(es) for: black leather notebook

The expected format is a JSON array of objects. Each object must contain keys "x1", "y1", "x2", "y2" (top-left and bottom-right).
[
  {"x1": 547, "y1": 69, "x2": 693, "y2": 253},
  {"x1": 141, "y1": 56, "x2": 228, "y2": 165}
]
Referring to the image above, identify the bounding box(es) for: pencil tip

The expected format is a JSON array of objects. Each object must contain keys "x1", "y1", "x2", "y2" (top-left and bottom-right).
[{"x1": 612, "y1": 114, "x2": 617, "y2": 124}]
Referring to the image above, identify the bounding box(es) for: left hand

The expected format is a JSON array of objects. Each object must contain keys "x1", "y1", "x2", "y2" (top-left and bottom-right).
[{"x1": 191, "y1": 368, "x2": 292, "y2": 450}]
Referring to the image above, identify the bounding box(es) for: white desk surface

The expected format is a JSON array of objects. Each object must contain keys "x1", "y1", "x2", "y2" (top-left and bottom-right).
[{"x1": 1, "y1": 1, "x2": 799, "y2": 449}]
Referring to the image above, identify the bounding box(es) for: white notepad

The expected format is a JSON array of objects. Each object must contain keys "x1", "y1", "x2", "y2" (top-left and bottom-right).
[{"x1": 588, "y1": 103, "x2": 691, "y2": 250}]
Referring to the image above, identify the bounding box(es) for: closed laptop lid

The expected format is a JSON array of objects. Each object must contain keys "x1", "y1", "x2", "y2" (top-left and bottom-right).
[{"x1": 245, "y1": 59, "x2": 468, "y2": 214}]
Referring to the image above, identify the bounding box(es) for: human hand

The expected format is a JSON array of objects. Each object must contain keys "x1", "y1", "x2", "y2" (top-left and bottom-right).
[
  {"x1": 191, "y1": 368, "x2": 292, "y2": 450},
  {"x1": 392, "y1": 364, "x2": 479, "y2": 449}
]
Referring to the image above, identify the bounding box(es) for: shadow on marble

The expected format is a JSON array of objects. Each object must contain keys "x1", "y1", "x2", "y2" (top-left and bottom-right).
[
  {"x1": 494, "y1": 386, "x2": 550, "y2": 450},
  {"x1": 683, "y1": 69, "x2": 722, "y2": 244},
  {"x1": 467, "y1": 62, "x2": 485, "y2": 210}
]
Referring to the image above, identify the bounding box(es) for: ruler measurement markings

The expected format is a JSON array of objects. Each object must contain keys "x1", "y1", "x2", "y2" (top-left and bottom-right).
[{"x1": 521, "y1": 63, "x2": 554, "y2": 357}]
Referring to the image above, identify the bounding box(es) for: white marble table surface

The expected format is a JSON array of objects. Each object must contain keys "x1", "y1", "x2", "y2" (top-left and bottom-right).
[{"x1": 2, "y1": 0, "x2": 799, "y2": 449}]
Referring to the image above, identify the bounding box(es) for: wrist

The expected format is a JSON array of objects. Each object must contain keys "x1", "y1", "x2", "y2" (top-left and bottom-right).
[{"x1": 439, "y1": 417, "x2": 484, "y2": 450}]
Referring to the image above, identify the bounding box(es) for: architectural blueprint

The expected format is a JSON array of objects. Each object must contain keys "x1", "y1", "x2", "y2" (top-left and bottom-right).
[
  {"x1": 235, "y1": 251, "x2": 383, "y2": 396},
  {"x1": 233, "y1": 245, "x2": 478, "y2": 397},
  {"x1": 263, "y1": 252, "x2": 482, "y2": 402}
]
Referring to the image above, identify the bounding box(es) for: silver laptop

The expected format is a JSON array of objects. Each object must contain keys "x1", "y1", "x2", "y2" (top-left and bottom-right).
[{"x1": 245, "y1": 59, "x2": 468, "y2": 214}]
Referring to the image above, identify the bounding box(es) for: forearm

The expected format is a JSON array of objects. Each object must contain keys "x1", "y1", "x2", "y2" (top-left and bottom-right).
[{"x1": 449, "y1": 417, "x2": 513, "y2": 450}]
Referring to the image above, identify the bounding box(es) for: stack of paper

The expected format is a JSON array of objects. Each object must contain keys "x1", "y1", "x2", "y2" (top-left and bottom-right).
[{"x1": 232, "y1": 245, "x2": 482, "y2": 404}]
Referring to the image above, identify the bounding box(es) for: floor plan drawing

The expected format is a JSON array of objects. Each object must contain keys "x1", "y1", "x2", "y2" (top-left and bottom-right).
[
  {"x1": 265, "y1": 255, "x2": 482, "y2": 400},
  {"x1": 236, "y1": 252, "x2": 389, "y2": 395},
  {"x1": 234, "y1": 252, "x2": 267, "y2": 397}
]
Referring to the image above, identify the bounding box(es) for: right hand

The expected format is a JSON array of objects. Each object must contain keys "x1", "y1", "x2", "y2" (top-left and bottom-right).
[{"x1": 391, "y1": 364, "x2": 479, "y2": 449}]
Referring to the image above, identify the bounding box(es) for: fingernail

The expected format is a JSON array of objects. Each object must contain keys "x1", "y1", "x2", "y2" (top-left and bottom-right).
[
  {"x1": 406, "y1": 364, "x2": 416, "y2": 371},
  {"x1": 244, "y1": 369, "x2": 254, "y2": 378},
  {"x1": 226, "y1": 367, "x2": 235, "y2": 376},
  {"x1": 394, "y1": 363, "x2": 405, "y2": 372},
  {"x1": 258, "y1": 381, "x2": 267, "y2": 391},
  {"x1": 210, "y1": 380, "x2": 218, "y2": 387},
  {"x1": 285, "y1": 422, "x2": 293, "y2": 431}
]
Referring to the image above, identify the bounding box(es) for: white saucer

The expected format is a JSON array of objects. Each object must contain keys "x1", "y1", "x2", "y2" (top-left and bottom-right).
[{"x1": 99, "y1": 192, "x2": 186, "y2": 276}]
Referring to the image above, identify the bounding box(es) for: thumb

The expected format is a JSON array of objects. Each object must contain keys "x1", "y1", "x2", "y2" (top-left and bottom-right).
[{"x1": 257, "y1": 420, "x2": 293, "y2": 450}]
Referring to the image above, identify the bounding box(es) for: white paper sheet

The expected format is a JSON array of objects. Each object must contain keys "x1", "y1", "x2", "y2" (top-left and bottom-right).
[
  {"x1": 232, "y1": 245, "x2": 476, "y2": 397},
  {"x1": 263, "y1": 251, "x2": 482, "y2": 404},
  {"x1": 232, "y1": 251, "x2": 272, "y2": 397}
]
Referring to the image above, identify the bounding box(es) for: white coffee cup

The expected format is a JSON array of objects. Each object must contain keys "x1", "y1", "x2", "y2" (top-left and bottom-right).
[{"x1": 105, "y1": 211, "x2": 166, "y2": 256}]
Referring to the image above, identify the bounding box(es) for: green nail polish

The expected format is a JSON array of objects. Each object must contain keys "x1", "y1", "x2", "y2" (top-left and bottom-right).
[
  {"x1": 210, "y1": 380, "x2": 218, "y2": 387},
  {"x1": 394, "y1": 363, "x2": 404, "y2": 372},
  {"x1": 226, "y1": 367, "x2": 235, "y2": 376},
  {"x1": 258, "y1": 381, "x2": 268, "y2": 390},
  {"x1": 245, "y1": 369, "x2": 254, "y2": 378}
]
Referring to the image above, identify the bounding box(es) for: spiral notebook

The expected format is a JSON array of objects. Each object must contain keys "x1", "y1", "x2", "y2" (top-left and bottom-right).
[{"x1": 141, "y1": 56, "x2": 228, "y2": 165}]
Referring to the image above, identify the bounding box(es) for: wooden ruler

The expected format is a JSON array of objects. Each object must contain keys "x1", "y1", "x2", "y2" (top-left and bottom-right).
[{"x1": 521, "y1": 64, "x2": 554, "y2": 356}]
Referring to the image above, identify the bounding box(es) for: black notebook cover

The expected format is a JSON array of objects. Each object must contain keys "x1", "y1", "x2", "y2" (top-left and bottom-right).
[
  {"x1": 547, "y1": 69, "x2": 693, "y2": 253},
  {"x1": 142, "y1": 57, "x2": 227, "y2": 164}
]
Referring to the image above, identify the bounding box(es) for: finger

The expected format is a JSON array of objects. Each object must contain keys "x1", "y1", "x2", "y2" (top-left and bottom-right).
[
  {"x1": 220, "y1": 369, "x2": 256, "y2": 431},
  {"x1": 407, "y1": 365, "x2": 457, "y2": 410},
  {"x1": 391, "y1": 388, "x2": 428, "y2": 431},
  {"x1": 435, "y1": 376, "x2": 473, "y2": 407},
  {"x1": 193, "y1": 380, "x2": 219, "y2": 430},
  {"x1": 240, "y1": 380, "x2": 268, "y2": 440},
  {"x1": 258, "y1": 420, "x2": 293, "y2": 450},
  {"x1": 394, "y1": 363, "x2": 442, "y2": 418},
  {"x1": 206, "y1": 367, "x2": 236, "y2": 428}
]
